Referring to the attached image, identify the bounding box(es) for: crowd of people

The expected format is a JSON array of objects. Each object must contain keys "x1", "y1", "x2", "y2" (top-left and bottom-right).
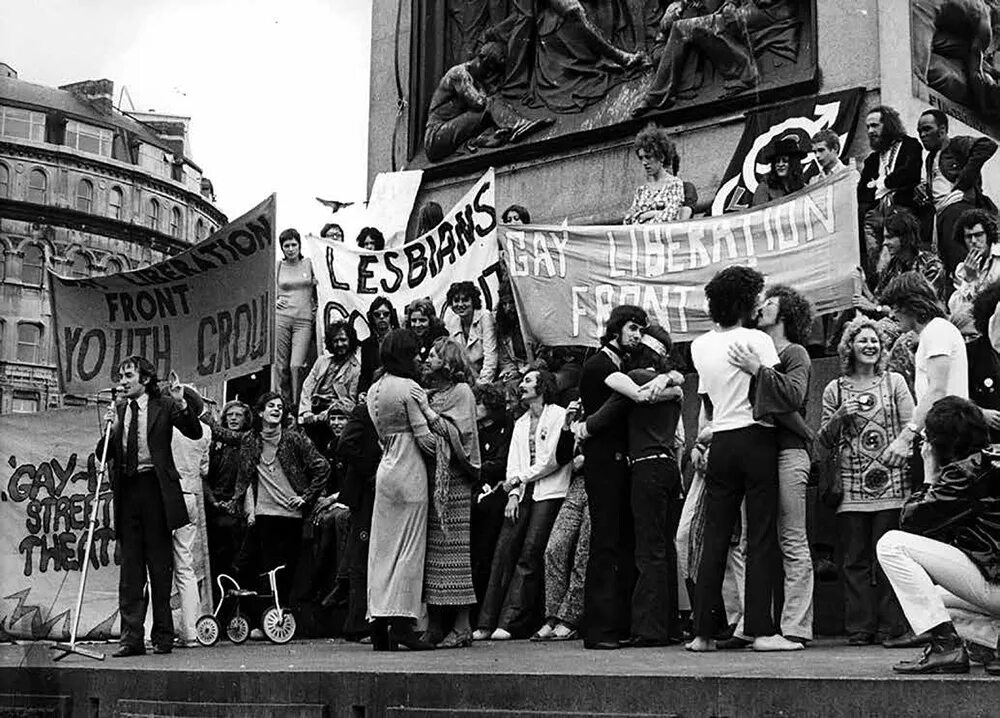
[{"x1": 105, "y1": 103, "x2": 1000, "y2": 678}]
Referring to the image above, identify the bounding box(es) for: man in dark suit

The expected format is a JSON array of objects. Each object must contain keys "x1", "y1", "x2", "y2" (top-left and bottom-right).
[
  {"x1": 915, "y1": 108, "x2": 998, "y2": 288},
  {"x1": 100, "y1": 356, "x2": 203, "y2": 657}
]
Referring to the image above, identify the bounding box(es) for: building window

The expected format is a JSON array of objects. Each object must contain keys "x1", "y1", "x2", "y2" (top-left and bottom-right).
[
  {"x1": 195, "y1": 218, "x2": 205, "y2": 241},
  {"x1": 11, "y1": 391, "x2": 40, "y2": 414},
  {"x1": 138, "y1": 143, "x2": 171, "y2": 178},
  {"x1": 0, "y1": 106, "x2": 45, "y2": 142},
  {"x1": 170, "y1": 207, "x2": 182, "y2": 238},
  {"x1": 16, "y1": 323, "x2": 42, "y2": 364},
  {"x1": 105, "y1": 257, "x2": 124, "y2": 275},
  {"x1": 147, "y1": 198, "x2": 160, "y2": 230},
  {"x1": 76, "y1": 179, "x2": 94, "y2": 212},
  {"x1": 21, "y1": 244, "x2": 44, "y2": 286},
  {"x1": 69, "y1": 253, "x2": 89, "y2": 278},
  {"x1": 0, "y1": 163, "x2": 8, "y2": 198},
  {"x1": 65, "y1": 120, "x2": 112, "y2": 157},
  {"x1": 108, "y1": 186, "x2": 124, "y2": 219},
  {"x1": 27, "y1": 169, "x2": 47, "y2": 204}
]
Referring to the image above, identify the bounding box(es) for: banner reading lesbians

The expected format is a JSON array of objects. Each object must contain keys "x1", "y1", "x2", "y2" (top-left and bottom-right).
[
  {"x1": 0, "y1": 407, "x2": 209, "y2": 640},
  {"x1": 505, "y1": 171, "x2": 861, "y2": 346},
  {"x1": 51, "y1": 196, "x2": 276, "y2": 397},
  {"x1": 309, "y1": 170, "x2": 499, "y2": 346}
]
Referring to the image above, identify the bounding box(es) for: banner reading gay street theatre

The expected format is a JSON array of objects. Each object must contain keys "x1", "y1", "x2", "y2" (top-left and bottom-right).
[
  {"x1": 0, "y1": 408, "x2": 209, "y2": 640},
  {"x1": 51, "y1": 196, "x2": 276, "y2": 396},
  {"x1": 309, "y1": 170, "x2": 499, "y2": 346},
  {"x1": 505, "y1": 171, "x2": 861, "y2": 346}
]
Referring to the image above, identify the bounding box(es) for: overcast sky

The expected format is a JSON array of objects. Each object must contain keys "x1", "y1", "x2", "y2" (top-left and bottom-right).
[{"x1": 2, "y1": 0, "x2": 373, "y2": 233}]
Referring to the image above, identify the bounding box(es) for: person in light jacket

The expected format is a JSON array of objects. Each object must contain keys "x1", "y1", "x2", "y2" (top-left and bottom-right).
[
  {"x1": 474, "y1": 369, "x2": 572, "y2": 640},
  {"x1": 443, "y1": 281, "x2": 498, "y2": 385}
]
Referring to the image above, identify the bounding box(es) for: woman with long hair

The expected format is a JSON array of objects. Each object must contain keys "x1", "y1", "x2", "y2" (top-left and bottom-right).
[
  {"x1": 273, "y1": 228, "x2": 317, "y2": 408},
  {"x1": 365, "y1": 329, "x2": 437, "y2": 651},
  {"x1": 623, "y1": 124, "x2": 686, "y2": 225},
  {"x1": 474, "y1": 369, "x2": 571, "y2": 641},
  {"x1": 404, "y1": 297, "x2": 448, "y2": 364},
  {"x1": 229, "y1": 391, "x2": 329, "y2": 602},
  {"x1": 818, "y1": 316, "x2": 913, "y2": 646},
  {"x1": 751, "y1": 134, "x2": 806, "y2": 206},
  {"x1": 411, "y1": 337, "x2": 482, "y2": 648}
]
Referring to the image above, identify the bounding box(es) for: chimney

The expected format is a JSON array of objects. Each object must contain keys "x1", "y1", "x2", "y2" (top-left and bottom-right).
[
  {"x1": 59, "y1": 79, "x2": 115, "y2": 115},
  {"x1": 0, "y1": 63, "x2": 16, "y2": 79}
]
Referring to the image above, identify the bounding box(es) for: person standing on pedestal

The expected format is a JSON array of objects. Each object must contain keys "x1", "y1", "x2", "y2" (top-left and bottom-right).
[
  {"x1": 273, "y1": 228, "x2": 317, "y2": 409},
  {"x1": 100, "y1": 357, "x2": 204, "y2": 657}
]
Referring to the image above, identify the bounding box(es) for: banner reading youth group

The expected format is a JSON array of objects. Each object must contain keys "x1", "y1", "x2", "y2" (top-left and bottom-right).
[
  {"x1": 505, "y1": 172, "x2": 861, "y2": 346},
  {"x1": 51, "y1": 196, "x2": 276, "y2": 397},
  {"x1": 309, "y1": 170, "x2": 499, "y2": 346}
]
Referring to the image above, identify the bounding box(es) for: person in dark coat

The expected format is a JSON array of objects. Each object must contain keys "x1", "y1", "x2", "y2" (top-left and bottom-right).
[
  {"x1": 336, "y1": 402, "x2": 382, "y2": 640},
  {"x1": 98, "y1": 356, "x2": 204, "y2": 657},
  {"x1": 359, "y1": 296, "x2": 400, "y2": 393},
  {"x1": 967, "y1": 280, "x2": 1000, "y2": 444},
  {"x1": 878, "y1": 396, "x2": 1000, "y2": 674}
]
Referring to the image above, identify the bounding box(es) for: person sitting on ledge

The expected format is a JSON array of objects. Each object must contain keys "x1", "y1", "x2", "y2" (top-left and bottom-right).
[
  {"x1": 623, "y1": 124, "x2": 687, "y2": 225},
  {"x1": 751, "y1": 133, "x2": 806, "y2": 207},
  {"x1": 424, "y1": 41, "x2": 554, "y2": 162},
  {"x1": 877, "y1": 396, "x2": 1000, "y2": 675}
]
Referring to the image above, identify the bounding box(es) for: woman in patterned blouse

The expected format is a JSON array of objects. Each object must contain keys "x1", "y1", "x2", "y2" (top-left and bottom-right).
[{"x1": 624, "y1": 124, "x2": 687, "y2": 225}]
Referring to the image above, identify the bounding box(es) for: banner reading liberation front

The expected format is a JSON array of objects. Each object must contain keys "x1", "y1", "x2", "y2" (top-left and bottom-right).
[
  {"x1": 51, "y1": 196, "x2": 276, "y2": 397},
  {"x1": 505, "y1": 171, "x2": 860, "y2": 346},
  {"x1": 309, "y1": 170, "x2": 499, "y2": 347}
]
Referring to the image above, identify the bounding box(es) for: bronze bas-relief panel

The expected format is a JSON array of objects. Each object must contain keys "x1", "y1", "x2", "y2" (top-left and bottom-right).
[{"x1": 408, "y1": 0, "x2": 818, "y2": 177}]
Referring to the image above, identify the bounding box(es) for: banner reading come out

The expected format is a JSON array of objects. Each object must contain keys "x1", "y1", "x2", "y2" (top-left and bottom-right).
[
  {"x1": 505, "y1": 171, "x2": 861, "y2": 346},
  {"x1": 51, "y1": 196, "x2": 276, "y2": 396},
  {"x1": 309, "y1": 170, "x2": 500, "y2": 348}
]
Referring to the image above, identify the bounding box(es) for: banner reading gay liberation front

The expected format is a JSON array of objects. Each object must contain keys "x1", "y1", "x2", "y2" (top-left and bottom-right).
[
  {"x1": 52, "y1": 196, "x2": 276, "y2": 397},
  {"x1": 504, "y1": 172, "x2": 861, "y2": 346},
  {"x1": 308, "y1": 170, "x2": 499, "y2": 346},
  {"x1": 0, "y1": 407, "x2": 209, "y2": 640}
]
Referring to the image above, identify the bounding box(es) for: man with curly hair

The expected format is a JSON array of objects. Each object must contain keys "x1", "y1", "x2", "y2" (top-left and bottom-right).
[
  {"x1": 726, "y1": 284, "x2": 816, "y2": 647},
  {"x1": 688, "y1": 266, "x2": 800, "y2": 652},
  {"x1": 949, "y1": 208, "x2": 1000, "y2": 335}
]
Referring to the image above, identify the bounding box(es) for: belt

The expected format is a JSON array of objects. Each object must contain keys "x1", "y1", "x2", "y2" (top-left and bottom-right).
[{"x1": 630, "y1": 453, "x2": 674, "y2": 466}]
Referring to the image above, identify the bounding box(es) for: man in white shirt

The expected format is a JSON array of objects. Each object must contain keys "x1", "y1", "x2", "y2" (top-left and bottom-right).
[
  {"x1": 688, "y1": 266, "x2": 802, "y2": 652},
  {"x1": 882, "y1": 272, "x2": 968, "y2": 469}
]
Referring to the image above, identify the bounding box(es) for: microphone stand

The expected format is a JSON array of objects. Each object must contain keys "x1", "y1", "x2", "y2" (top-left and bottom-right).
[{"x1": 52, "y1": 403, "x2": 115, "y2": 662}]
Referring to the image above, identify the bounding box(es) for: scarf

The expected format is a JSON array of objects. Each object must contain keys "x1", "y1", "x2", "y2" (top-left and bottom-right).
[{"x1": 260, "y1": 424, "x2": 281, "y2": 463}]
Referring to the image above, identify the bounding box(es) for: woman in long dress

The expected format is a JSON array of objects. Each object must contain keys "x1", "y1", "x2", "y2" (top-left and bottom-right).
[
  {"x1": 411, "y1": 337, "x2": 481, "y2": 648},
  {"x1": 365, "y1": 329, "x2": 436, "y2": 651}
]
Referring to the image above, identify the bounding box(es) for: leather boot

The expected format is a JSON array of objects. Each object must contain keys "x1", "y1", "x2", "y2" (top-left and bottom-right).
[
  {"x1": 389, "y1": 619, "x2": 435, "y2": 651},
  {"x1": 371, "y1": 618, "x2": 395, "y2": 652},
  {"x1": 986, "y1": 635, "x2": 1000, "y2": 676},
  {"x1": 893, "y1": 623, "x2": 969, "y2": 674}
]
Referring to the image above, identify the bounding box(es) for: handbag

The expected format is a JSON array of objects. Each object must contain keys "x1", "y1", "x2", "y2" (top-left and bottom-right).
[{"x1": 816, "y1": 378, "x2": 844, "y2": 509}]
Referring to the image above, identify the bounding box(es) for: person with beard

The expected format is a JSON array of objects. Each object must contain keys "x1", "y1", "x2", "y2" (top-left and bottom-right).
[
  {"x1": 474, "y1": 369, "x2": 571, "y2": 641},
  {"x1": 443, "y1": 281, "x2": 499, "y2": 385},
  {"x1": 204, "y1": 400, "x2": 252, "y2": 598},
  {"x1": 688, "y1": 266, "x2": 799, "y2": 652},
  {"x1": 360, "y1": 296, "x2": 400, "y2": 392},
  {"x1": 727, "y1": 285, "x2": 816, "y2": 647},
  {"x1": 299, "y1": 320, "x2": 361, "y2": 452},
  {"x1": 410, "y1": 337, "x2": 482, "y2": 648},
  {"x1": 967, "y1": 279, "x2": 1000, "y2": 444},
  {"x1": 581, "y1": 324, "x2": 686, "y2": 646},
  {"x1": 470, "y1": 382, "x2": 514, "y2": 619},
  {"x1": 574, "y1": 305, "x2": 676, "y2": 649},
  {"x1": 336, "y1": 402, "x2": 382, "y2": 640},
  {"x1": 915, "y1": 109, "x2": 998, "y2": 289},
  {"x1": 404, "y1": 297, "x2": 449, "y2": 365},
  {"x1": 858, "y1": 106, "x2": 924, "y2": 287}
]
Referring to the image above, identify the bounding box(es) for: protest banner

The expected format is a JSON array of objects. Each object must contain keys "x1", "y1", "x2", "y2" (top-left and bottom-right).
[
  {"x1": 0, "y1": 407, "x2": 210, "y2": 641},
  {"x1": 51, "y1": 196, "x2": 276, "y2": 398},
  {"x1": 504, "y1": 171, "x2": 861, "y2": 347},
  {"x1": 307, "y1": 169, "x2": 500, "y2": 347}
]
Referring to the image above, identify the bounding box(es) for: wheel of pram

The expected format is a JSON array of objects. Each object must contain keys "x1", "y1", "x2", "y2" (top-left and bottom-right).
[
  {"x1": 261, "y1": 607, "x2": 296, "y2": 644},
  {"x1": 226, "y1": 612, "x2": 250, "y2": 644},
  {"x1": 195, "y1": 615, "x2": 220, "y2": 646}
]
